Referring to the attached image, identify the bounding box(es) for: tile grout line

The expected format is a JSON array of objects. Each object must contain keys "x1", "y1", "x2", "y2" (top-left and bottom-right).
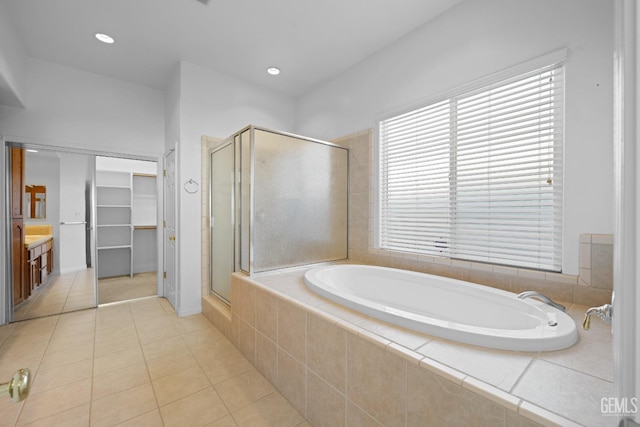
[
  {"x1": 181, "y1": 316, "x2": 236, "y2": 425},
  {"x1": 12, "y1": 313, "x2": 62, "y2": 426}
]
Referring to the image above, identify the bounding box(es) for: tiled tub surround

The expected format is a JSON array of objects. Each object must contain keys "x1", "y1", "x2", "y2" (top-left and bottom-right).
[
  {"x1": 579, "y1": 234, "x2": 614, "y2": 289},
  {"x1": 201, "y1": 268, "x2": 613, "y2": 427}
]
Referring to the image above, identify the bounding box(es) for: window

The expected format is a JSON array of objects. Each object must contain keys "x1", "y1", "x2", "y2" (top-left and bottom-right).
[{"x1": 377, "y1": 59, "x2": 564, "y2": 271}]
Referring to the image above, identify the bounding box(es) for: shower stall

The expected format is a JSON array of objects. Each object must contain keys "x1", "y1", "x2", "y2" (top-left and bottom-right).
[{"x1": 209, "y1": 126, "x2": 349, "y2": 303}]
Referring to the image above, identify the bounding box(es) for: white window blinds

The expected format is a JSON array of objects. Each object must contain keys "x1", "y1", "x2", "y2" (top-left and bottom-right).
[{"x1": 378, "y1": 62, "x2": 564, "y2": 271}]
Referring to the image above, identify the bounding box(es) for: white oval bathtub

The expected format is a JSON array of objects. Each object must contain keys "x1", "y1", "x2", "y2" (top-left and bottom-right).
[{"x1": 303, "y1": 264, "x2": 577, "y2": 352}]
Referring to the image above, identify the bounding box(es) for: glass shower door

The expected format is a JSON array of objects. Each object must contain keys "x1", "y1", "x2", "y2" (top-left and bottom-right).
[{"x1": 210, "y1": 143, "x2": 235, "y2": 303}]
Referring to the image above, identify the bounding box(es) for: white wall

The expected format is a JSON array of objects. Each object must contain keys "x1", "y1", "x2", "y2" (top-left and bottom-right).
[
  {"x1": 58, "y1": 153, "x2": 89, "y2": 274},
  {"x1": 173, "y1": 61, "x2": 295, "y2": 316},
  {"x1": 0, "y1": 58, "x2": 165, "y2": 158},
  {"x1": 164, "y1": 65, "x2": 181, "y2": 154},
  {"x1": 295, "y1": 0, "x2": 614, "y2": 275},
  {"x1": 96, "y1": 156, "x2": 157, "y2": 175},
  {"x1": 0, "y1": 0, "x2": 26, "y2": 107}
]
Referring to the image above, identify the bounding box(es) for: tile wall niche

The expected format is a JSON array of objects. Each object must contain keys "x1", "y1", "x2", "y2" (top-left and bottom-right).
[{"x1": 331, "y1": 129, "x2": 613, "y2": 308}]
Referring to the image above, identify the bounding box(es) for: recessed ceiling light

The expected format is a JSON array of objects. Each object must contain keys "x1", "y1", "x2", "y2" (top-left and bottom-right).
[
  {"x1": 267, "y1": 67, "x2": 280, "y2": 76},
  {"x1": 95, "y1": 33, "x2": 115, "y2": 44}
]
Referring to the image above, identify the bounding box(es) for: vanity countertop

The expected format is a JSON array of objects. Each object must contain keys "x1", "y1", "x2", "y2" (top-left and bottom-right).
[{"x1": 24, "y1": 234, "x2": 53, "y2": 250}]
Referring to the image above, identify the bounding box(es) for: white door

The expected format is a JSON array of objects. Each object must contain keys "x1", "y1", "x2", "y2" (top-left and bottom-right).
[{"x1": 164, "y1": 149, "x2": 177, "y2": 309}]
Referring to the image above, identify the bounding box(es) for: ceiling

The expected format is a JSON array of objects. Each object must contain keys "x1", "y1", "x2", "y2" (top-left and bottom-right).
[{"x1": 3, "y1": 0, "x2": 463, "y2": 96}]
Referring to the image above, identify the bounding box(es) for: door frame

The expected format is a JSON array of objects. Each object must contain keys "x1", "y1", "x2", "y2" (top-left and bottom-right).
[
  {"x1": 613, "y1": 0, "x2": 640, "y2": 420},
  {"x1": 163, "y1": 146, "x2": 178, "y2": 310},
  {"x1": 1, "y1": 139, "x2": 10, "y2": 323}
]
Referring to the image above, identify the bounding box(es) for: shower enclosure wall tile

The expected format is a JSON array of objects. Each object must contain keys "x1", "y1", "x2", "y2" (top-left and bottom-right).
[
  {"x1": 349, "y1": 164, "x2": 369, "y2": 194},
  {"x1": 341, "y1": 130, "x2": 370, "y2": 167},
  {"x1": 348, "y1": 223, "x2": 368, "y2": 252}
]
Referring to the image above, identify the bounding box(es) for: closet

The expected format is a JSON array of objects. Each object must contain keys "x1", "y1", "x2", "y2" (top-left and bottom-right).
[{"x1": 95, "y1": 158, "x2": 157, "y2": 279}]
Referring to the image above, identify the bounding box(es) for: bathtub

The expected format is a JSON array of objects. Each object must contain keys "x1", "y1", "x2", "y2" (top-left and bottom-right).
[{"x1": 303, "y1": 264, "x2": 577, "y2": 351}]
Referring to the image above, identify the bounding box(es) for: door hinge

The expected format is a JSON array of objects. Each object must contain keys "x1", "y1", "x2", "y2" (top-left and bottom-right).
[
  {"x1": 163, "y1": 169, "x2": 167, "y2": 177},
  {"x1": 163, "y1": 271, "x2": 167, "y2": 279},
  {"x1": 163, "y1": 220, "x2": 166, "y2": 228}
]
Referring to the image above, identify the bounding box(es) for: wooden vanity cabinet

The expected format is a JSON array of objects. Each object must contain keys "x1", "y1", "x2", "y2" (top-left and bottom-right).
[
  {"x1": 26, "y1": 239, "x2": 53, "y2": 291},
  {"x1": 12, "y1": 221, "x2": 26, "y2": 305},
  {"x1": 11, "y1": 147, "x2": 26, "y2": 306},
  {"x1": 11, "y1": 147, "x2": 24, "y2": 218}
]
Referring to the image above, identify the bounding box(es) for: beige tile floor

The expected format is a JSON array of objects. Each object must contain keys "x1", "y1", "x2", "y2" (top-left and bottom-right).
[
  {"x1": 13, "y1": 269, "x2": 96, "y2": 322},
  {"x1": 0, "y1": 297, "x2": 309, "y2": 427},
  {"x1": 98, "y1": 272, "x2": 157, "y2": 305}
]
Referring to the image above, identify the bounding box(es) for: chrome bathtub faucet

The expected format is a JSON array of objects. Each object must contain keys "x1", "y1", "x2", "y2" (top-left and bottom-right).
[
  {"x1": 582, "y1": 304, "x2": 613, "y2": 330},
  {"x1": 516, "y1": 291, "x2": 566, "y2": 312}
]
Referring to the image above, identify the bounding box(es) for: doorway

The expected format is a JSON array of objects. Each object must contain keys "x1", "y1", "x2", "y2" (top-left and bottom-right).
[
  {"x1": 95, "y1": 156, "x2": 159, "y2": 305},
  {"x1": 5, "y1": 143, "x2": 162, "y2": 322},
  {"x1": 10, "y1": 147, "x2": 97, "y2": 321}
]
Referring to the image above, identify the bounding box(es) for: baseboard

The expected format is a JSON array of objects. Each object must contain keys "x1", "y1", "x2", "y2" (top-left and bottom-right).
[
  {"x1": 59, "y1": 266, "x2": 88, "y2": 275},
  {"x1": 177, "y1": 304, "x2": 201, "y2": 317}
]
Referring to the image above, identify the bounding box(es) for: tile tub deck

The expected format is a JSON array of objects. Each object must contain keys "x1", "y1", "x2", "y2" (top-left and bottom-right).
[{"x1": 203, "y1": 266, "x2": 614, "y2": 427}]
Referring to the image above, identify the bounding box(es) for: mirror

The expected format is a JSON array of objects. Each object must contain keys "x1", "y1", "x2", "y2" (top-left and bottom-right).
[{"x1": 25, "y1": 185, "x2": 46, "y2": 219}]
